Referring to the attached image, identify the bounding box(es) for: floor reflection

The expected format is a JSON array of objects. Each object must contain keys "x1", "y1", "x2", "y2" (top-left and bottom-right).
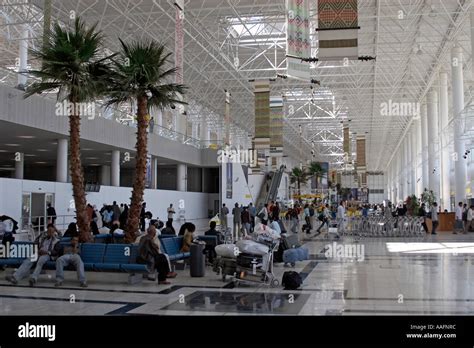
[{"x1": 162, "y1": 290, "x2": 311, "y2": 314}]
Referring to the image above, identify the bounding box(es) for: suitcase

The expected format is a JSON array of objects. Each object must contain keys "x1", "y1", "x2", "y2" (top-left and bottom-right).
[
  {"x1": 284, "y1": 235, "x2": 300, "y2": 249},
  {"x1": 282, "y1": 271, "x2": 302, "y2": 290},
  {"x1": 236, "y1": 253, "x2": 262, "y2": 268}
]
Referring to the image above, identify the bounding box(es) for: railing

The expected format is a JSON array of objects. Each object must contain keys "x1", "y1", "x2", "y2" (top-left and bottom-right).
[{"x1": 21, "y1": 214, "x2": 76, "y2": 236}]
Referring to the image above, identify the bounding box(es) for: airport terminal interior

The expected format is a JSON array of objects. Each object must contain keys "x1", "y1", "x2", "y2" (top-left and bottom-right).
[{"x1": 0, "y1": 0, "x2": 473, "y2": 317}]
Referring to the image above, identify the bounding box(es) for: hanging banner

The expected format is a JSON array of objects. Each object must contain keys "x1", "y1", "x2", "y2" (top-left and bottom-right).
[
  {"x1": 317, "y1": 0, "x2": 359, "y2": 61},
  {"x1": 270, "y1": 96, "x2": 284, "y2": 157},
  {"x1": 343, "y1": 126, "x2": 350, "y2": 156},
  {"x1": 226, "y1": 162, "x2": 233, "y2": 199},
  {"x1": 286, "y1": 0, "x2": 311, "y2": 80},
  {"x1": 356, "y1": 136, "x2": 366, "y2": 171},
  {"x1": 225, "y1": 90, "x2": 231, "y2": 145},
  {"x1": 253, "y1": 80, "x2": 271, "y2": 149}
]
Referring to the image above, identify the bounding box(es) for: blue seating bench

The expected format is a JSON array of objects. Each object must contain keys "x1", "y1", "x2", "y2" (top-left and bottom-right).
[{"x1": 0, "y1": 241, "x2": 149, "y2": 284}]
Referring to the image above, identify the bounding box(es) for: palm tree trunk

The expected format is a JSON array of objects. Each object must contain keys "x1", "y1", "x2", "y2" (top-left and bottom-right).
[
  {"x1": 125, "y1": 94, "x2": 148, "y2": 243},
  {"x1": 69, "y1": 105, "x2": 91, "y2": 242}
]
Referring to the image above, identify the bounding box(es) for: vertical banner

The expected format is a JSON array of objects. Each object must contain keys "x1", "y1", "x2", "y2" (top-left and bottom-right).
[
  {"x1": 174, "y1": 1, "x2": 186, "y2": 136},
  {"x1": 317, "y1": 0, "x2": 359, "y2": 61},
  {"x1": 270, "y1": 97, "x2": 284, "y2": 166},
  {"x1": 356, "y1": 136, "x2": 366, "y2": 171},
  {"x1": 145, "y1": 155, "x2": 152, "y2": 189},
  {"x1": 226, "y1": 162, "x2": 233, "y2": 199},
  {"x1": 286, "y1": 0, "x2": 311, "y2": 80},
  {"x1": 253, "y1": 80, "x2": 271, "y2": 169},
  {"x1": 343, "y1": 126, "x2": 350, "y2": 160},
  {"x1": 225, "y1": 90, "x2": 231, "y2": 145}
]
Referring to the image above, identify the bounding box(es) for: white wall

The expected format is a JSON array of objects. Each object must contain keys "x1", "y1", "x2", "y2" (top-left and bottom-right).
[
  {"x1": 248, "y1": 173, "x2": 265, "y2": 204},
  {"x1": 221, "y1": 163, "x2": 253, "y2": 208},
  {"x1": 0, "y1": 178, "x2": 211, "y2": 228}
]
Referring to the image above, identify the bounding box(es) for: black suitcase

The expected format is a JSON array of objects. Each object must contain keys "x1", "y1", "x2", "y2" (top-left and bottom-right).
[
  {"x1": 236, "y1": 253, "x2": 262, "y2": 268},
  {"x1": 282, "y1": 271, "x2": 302, "y2": 290}
]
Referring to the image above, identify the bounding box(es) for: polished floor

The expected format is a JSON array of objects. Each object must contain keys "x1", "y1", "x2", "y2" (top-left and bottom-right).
[{"x1": 0, "y1": 231, "x2": 473, "y2": 316}]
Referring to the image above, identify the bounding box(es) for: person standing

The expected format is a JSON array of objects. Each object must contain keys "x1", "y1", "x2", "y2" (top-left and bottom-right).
[
  {"x1": 140, "y1": 202, "x2": 147, "y2": 232},
  {"x1": 167, "y1": 204, "x2": 175, "y2": 224},
  {"x1": 112, "y1": 201, "x2": 121, "y2": 224},
  {"x1": 46, "y1": 203, "x2": 57, "y2": 225},
  {"x1": 241, "y1": 207, "x2": 251, "y2": 236},
  {"x1": 271, "y1": 202, "x2": 280, "y2": 222},
  {"x1": 316, "y1": 204, "x2": 330, "y2": 234},
  {"x1": 248, "y1": 202, "x2": 256, "y2": 232},
  {"x1": 430, "y1": 202, "x2": 439, "y2": 235},
  {"x1": 149, "y1": 117, "x2": 155, "y2": 134},
  {"x1": 454, "y1": 202, "x2": 463, "y2": 235},
  {"x1": 257, "y1": 203, "x2": 269, "y2": 225},
  {"x1": 466, "y1": 205, "x2": 474, "y2": 234},
  {"x1": 232, "y1": 203, "x2": 242, "y2": 241},
  {"x1": 220, "y1": 203, "x2": 229, "y2": 231}
]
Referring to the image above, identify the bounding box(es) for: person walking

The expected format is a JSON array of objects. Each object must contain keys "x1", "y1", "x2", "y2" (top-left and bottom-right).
[
  {"x1": 466, "y1": 205, "x2": 474, "y2": 234},
  {"x1": 46, "y1": 203, "x2": 57, "y2": 225},
  {"x1": 220, "y1": 203, "x2": 229, "y2": 232},
  {"x1": 316, "y1": 204, "x2": 330, "y2": 235},
  {"x1": 336, "y1": 201, "x2": 346, "y2": 236},
  {"x1": 232, "y1": 203, "x2": 242, "y2": 241},
  {"x1": 241, "y1": 206, "x2": 251, "y2": 236},
  {"x1": 248, "y1": 202, "x2": 256, "y2": 232},
  {"x1": 257, "y1": 203, "x2": 269, "y2": 225}
]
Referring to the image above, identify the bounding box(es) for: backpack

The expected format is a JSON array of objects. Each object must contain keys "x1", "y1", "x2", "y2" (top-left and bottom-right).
[
  {"x1": 282, "y1": 271, "x2": 302, "y2": 290},
  {"x1": 309, "y1": 207, "x2": 315, "y2": 217}
]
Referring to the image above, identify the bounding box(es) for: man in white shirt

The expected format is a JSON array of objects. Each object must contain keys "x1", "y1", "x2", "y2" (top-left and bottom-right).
[
  {"x1": 167, "y1": 204, "x2": 175, "y2": 224},
  {"x1": 454, "y1": 202, "x2": 463, "y2": 234}
]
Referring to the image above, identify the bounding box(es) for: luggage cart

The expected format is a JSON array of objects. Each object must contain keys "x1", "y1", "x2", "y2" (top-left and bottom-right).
[{"x1": 232, "y1": 238, "x2": 280, "y2": 288}]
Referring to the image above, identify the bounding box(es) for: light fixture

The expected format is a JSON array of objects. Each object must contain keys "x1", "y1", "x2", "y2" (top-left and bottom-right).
[
  {"x1": 24, "y1": 154, "x2": 36, "y2": 157},
  {"x1": 17, "y1": 135, "x2": 35, "y2": 139},
  {"x1": 5, "y1": 144, "x2": 20, "y2": 147},
  {"x1": 35, "y1": 161, "x2": 48, "y2": 164},
  {"x1": 37, "y1": 149, "x2": 49, "y2": 152},
  {"x1": 428, "y1": 3, "x2": 437, "y2": 17},
  {"x1": 416, "y1": 44, "x2": 423, "y2": 55}
]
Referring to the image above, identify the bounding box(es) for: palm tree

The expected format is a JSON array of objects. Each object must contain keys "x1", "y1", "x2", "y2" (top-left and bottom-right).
[
  {"x1": 106, "y1": 39, "x2": 186, "y2": 242},
  {"x1": 289, "y1": 167, "x2": 308, "y2": 196},
  {"x1": 307, "y1": 161, "x2": 327, "y2": 189},
  {"x1": 25, "y1": 18, "x2": 114, "y2": 242}
]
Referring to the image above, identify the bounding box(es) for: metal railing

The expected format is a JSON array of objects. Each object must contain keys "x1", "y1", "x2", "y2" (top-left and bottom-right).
[{"x1": 21, "y1": 214, "x2": 76, "y2": 235}]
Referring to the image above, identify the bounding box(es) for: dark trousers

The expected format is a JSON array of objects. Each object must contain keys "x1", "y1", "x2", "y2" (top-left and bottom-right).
[
  {"x1": 151, "y1": 254, "x2": 170, "y2": 281},
  {"x1": 432, "y1": 221, "x2": 439, "y2": 234},
  {"x1": 167, "y1": 218, "x2": 173, "y2": 224},
  {"x1": 140, "y1": 218, "x2": 146, "y2": 232},
  {"x1": 317, "y1": 219, "x2": 329, "y2": 232}
]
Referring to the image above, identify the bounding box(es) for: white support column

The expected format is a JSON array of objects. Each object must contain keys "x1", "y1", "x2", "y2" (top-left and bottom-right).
[
  {"x1": 406, "y1": 131, "x2": 413, "y2": 196},
  {"x1": 17, "y1": 25, "x2": 28, "y2": 89},
  {"x1": 100, "y1": 166, "x2": 111, "y2": 186},
  {"x1": 156, "y1": 109, "x2": 163, "y2": 127},
  {"x1": 427, "y1": 89, "x2": 440, "y2": 200},
  {"x1": 410, "y1": 124, "x2": 417, "y2": 196},
  {"x1": 439, "y1": 70, "x2": 451, "y2": 210},
  {"x1": 452, "y1": 45, "x2": 467, "y2": 203},
  {"x1": 111, "y1": 150, "x2": 120, "y2": 187},
  {"x1": 15, "y1": 152, "x2": 24, "y2": 179},
  {"x1": 56, "y1": 139, "x2": 68, "y2": 183},
  {"x1": 420, "y1": 102, "x2": 429, "y2": 192},
  {"x1": 402, "y1": 137, "x2": 408, "y2": 200},
  {"x1": 177, "y1": 163, "x2": 187, "y2": 191},
  {"x1": 151, "y1": 157, "x2": 158, "y2": 189},
  {"x1": 397, "y1": 150, "x2": 402, "y2": 203},
  {"x1": 191, "y1": 121, "x2": 199, "y2": 140},
  {"x1": 415, "y1": 116, "x2": 423, "y2": 196}
]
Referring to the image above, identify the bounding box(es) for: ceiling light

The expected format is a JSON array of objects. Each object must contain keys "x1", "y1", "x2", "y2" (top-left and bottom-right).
[
  {"x1": 17, "y1": 135, "x2": 35, "y2": 139},
  {"x1": 416, "y1": 44, "x2": 423, "y2": 55},
  {"x1": 24, "y1": 154, "x2": 36, "y2": 157},
  {"x1": 86, "y1": 157, "x2": 99, "y2": 160},
  {"x1": 37, "y1": 149, "x2": 49, "y2": 152},
  {"x1": 0, "y1": 150, "x2": 8, "y2": 152},
  {"x1": 35, "y1": 161, "x2": 48, "y2": 164},
  {"x1": 5, "y1": 144, "x2": 20, "y2": 147},
  {"x1": 82, "y1": 148, "x2": 93, "y2": 151}
]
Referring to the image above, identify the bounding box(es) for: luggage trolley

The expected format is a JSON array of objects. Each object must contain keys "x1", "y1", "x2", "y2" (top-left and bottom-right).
[{"x1": 232, "y1": 237, "x2": 280, "y2": 288}]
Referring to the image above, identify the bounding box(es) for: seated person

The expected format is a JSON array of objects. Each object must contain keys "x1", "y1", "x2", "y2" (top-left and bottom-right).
[
  {"x1": 90, "y1": 220, "x2": 99, "y2": 235},
  {"x1": 181, "y1": 223, "x2": 196, "y2": 253},
  {"x1": 204, "y1": 221, "x2": 223, "y2": 263},
  {"x1": 178, "y1": 222, "x2": 194, "y2": 236},
  {"x1": 63, "y1": 222, "x2": 79, "y2": 238},
  {"x1": 137, "y1": 226, "x2": 176, "y2": 284},
  {"x1": 6, "y1": 224, "x2": 60, "y2": 286},
  {"x1": 205, "y1": 221, "x2": 223, "y2": 244},
  {"x1": 161, "y1": 221, "x2": 176, "y2": 235},
  {"x1": 54, "y1": 236, "x2": 87, "y2": 288}
]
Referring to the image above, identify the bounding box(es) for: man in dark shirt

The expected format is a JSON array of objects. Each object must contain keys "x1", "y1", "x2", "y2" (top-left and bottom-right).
[
  {"x1": 54, "y1": 236, "x2": 87, "y2": 287},
  {"x1": 204, "y1": 221, "x2": 223, "y2": 263},
  {"x1": 47, "y1": 203, "x2": 57, "y2": 224}
]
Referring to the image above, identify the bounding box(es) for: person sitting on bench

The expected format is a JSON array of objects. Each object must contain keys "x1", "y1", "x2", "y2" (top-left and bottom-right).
[
  {"x1": 6, "y1": 224, "x2": 60, "y2": 286},
  {"x1": 54, "y1": 236, "x2": 88, "y2": 288},
  {"x1": 137, "y1": 226, "x2": 176, "y2": 285}
]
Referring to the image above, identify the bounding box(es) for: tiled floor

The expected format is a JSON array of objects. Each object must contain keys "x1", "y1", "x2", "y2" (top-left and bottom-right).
[{"x1": 1, "y1": 231, "x2": 473, "y2": 315}]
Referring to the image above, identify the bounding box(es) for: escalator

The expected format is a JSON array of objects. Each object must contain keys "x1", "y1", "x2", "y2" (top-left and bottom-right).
[{"x1": 255, "y1": 165, "x2": 285, "y2": 209}]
